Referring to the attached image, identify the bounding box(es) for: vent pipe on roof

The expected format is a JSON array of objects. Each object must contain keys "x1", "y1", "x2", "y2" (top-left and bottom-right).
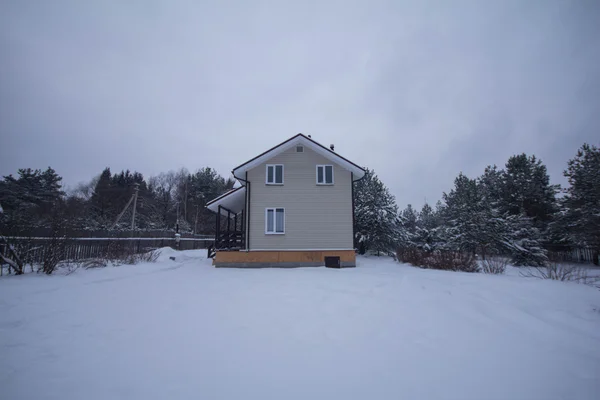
[
  {"x1": 308, "y1": 134, "x2": 311, "y2": 138},
  {"x1": 330, "y1": 144, "x2": 335, "y2": 151}
]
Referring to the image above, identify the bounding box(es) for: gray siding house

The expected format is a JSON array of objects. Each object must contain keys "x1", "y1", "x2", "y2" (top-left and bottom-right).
[{"x1": 206, "y1": 134, "x2": 365, "y2": 267}]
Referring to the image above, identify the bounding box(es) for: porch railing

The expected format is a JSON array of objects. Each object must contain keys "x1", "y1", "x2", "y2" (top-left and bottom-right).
[{"x1": 216, "y1": 231, "x2": 244, "y2": 250}]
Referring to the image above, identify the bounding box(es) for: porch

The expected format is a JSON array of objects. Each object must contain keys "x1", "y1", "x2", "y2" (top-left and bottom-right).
[
  {"x1": 205, "y1": 186, "x2": 247, "y2": 256},
  {"x1": 214, "y1": 204, "x2": 245, "y2": 250}
]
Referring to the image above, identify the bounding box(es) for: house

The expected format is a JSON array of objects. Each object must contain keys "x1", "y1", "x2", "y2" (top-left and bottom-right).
[{"x1": 205, "y1": 133, "x2": 365, "y2": 267}]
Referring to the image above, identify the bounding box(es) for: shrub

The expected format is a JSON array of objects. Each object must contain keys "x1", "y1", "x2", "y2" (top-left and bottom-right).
[
  {"x1": 397, "y1": 246, "x2": 479, "y2": 273},
  {"x1": 81, "y1": 259, "x2": 108, "y2": 269},
  {"x1": 480, "y1": 255, "x2": 508, "y2": 274},
  {"x1": 520, "y1": 260, "x2": 599, "y2": 287},
  {"x1": 396, "y1": 246, "x2": 426, "y2": 266},
  {"x1": 121, "y1": 250, "x2": 159, "y2": 265},
  {"x1": 424, "y1": 250, "x2": 479, "y2": 273}
]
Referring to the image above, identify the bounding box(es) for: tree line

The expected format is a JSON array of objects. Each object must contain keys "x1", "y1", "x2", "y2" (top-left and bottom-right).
[
  {"x1": 1, "y1": 143, "x2": 598, "y2": 267},
  {"x1": 0, "y1": 166, "x2": 234, "y2": 236},
  {"x1": 354, "y1": 143, "x2": 600, "y2": 266}
]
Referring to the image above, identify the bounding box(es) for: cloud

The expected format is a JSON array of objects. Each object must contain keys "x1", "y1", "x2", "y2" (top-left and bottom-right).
[{"x1": 1, "y1": 0, "x2": 598, "y2": 209}]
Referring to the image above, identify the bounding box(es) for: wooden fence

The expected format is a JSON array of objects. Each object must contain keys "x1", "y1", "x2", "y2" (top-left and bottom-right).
[
  {"x1": 0, "y1": 228, "x2": 214, "y2": 239},
  {"x1": 0, "y1": 237, "x2": 213, "y2": 266},
  {"x1": 547, "y1": 247, "x2": 599, "y2": 265}
]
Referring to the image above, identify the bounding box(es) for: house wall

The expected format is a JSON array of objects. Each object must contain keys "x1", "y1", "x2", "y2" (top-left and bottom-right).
[{"x1": 247, "y1": 145, "x2": 354, "y2": 250}]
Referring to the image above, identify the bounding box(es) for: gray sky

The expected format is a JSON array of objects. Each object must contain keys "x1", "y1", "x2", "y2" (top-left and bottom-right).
[{"x1": 1, "y1": 0, "x2": 599, "y2": 209}]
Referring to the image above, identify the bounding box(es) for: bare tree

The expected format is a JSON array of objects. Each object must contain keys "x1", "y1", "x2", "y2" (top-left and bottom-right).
[
  {"x1": 148, "y1": 171, "x2": 180, "y2": 229},
  {"x1": 69, "y1": 176, "x2": 99, "y2": 201},
  {"x1": 40, "y1": 206, "x2": 72, "y2": 275},
  {"x1": 0, "y1": 235, "x2": 24, "y2": 275}
]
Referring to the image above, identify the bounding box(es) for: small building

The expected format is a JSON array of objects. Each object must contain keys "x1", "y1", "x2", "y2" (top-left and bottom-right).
[{"x1": 206, "y1": 133, "x2": 365, "y2": 267}]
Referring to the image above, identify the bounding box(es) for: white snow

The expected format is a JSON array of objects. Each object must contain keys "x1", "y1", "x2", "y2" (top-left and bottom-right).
[{"x1": 1, "y1": 250, "x2": 600, "y2": 400}]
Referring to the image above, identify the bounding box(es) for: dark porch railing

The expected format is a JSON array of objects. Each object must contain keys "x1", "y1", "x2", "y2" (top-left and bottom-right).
[
  {"x1": 214, "y1": 204, "x2": 245, "y2": 251},
  {"x1": 216, "y1": 231, "x2": 244, "y2": 250}
]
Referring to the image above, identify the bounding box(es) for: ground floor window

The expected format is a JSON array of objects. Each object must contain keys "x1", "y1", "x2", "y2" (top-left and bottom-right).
[{"x1": 265, "y1": 208, "x2": 285, "y2": 234}]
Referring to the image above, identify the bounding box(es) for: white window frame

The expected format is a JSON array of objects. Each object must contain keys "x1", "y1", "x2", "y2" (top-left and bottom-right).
[
  {"x1": 265, "y1": 207, "x2": 285, "y2": 234},
  {"x1": 316, "y1": 165, "x2": 334, "y2": 185},
  {"x1": 265, "y1": 164, "x2": 284, "y2": 185},
  {"x1": 296, "y1": 145, "x2": 304, "y2": 153}
]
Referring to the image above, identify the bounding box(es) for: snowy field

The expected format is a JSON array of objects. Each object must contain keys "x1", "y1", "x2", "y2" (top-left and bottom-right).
[{"x1": 2, "y1": 249, "x2": 600, "y2": 400}]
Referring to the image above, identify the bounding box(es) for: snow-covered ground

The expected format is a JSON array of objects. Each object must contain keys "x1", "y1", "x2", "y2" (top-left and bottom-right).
[{"x1": 1, "y1": 249, "x2": 600, "y2": 400}]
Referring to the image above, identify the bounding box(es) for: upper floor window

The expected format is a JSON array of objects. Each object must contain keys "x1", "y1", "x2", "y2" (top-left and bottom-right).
[
  {"x1": 296, "y1": 145, "x2": 304, "y2": 153},
  {"x1": 316, "y1": 165, "x2": 334, "y2": 185},
  {"x1": 266, "y1": 164, "x2": 284, "y2": 184}
]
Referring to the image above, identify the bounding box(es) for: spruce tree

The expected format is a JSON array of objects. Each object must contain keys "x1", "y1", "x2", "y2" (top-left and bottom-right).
[
  {"x1": 562, "y1": 143, "x2": 600, "y2": 264},
  {"x1": 353, "y1": 169, "x2": 399, "y2": 255}
]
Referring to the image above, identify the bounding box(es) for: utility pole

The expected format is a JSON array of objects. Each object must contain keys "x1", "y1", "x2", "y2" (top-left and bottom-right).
[
  {"x1": 194, "y1": 204, "x2": 199, "y2": 235},
  {"x1": 183, "y1": 180, "x2": 188, "y2": 223},
  {"x1": 176, "y1": 201, "x2": 180, "y2": 233},
  {"x1": 110, "y1": 183, "x2": 141, "y2": 232},
  {"x1": 130, "y1": 183, "x2": 139, "y2": 232}
]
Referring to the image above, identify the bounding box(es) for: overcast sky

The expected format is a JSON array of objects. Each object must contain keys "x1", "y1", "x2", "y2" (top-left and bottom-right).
[{"x1": 1, "y1": 0, "x2": 598, "y2": 209}]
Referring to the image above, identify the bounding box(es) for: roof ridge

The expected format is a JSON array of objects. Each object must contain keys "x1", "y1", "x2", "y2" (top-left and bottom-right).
[{"x1": 231, "y1": 133, "x2": 365, "y2": 180}]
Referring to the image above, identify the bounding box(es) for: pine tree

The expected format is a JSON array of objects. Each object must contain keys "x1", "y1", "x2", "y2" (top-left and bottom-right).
[
  {"x1": 500, "y1": 154, "x2": 559, "y2": 225},
  {"x1": 353, "y1": 169, "x2": 399, "y2": 255},
  {"x1": 503, "y1": 214, "x2": 548, "y2": 266},
  {"x1": 413, "y1": 203, "x2": 443, "y2": 252},
  {"x1": 418, "y1": 203, "x2": 435, "y2": 229},
  {"x1": 0, "y1": 167, "x2": 65, "y2": 234},
  {"x1": 562, "y1": 143, "x2": 600, "y2": 264},
  {"x1": 441, "y1": 174, "x2": 484, "y2": 253},
  {"x1": 478, "y1": 165, "x2": 512, "y2": 258},
  {"x1": 479, "y1": 165, "x2": 503, "y2": 204},
  {"x1": 188, "y1": 167, "x2": 234, "y2": 233},
  {"x1": 90, "y1": 168, "x2": 113, "y2": 227},
  {"x1": 480, "y1": 160, "x2": 550, "y2": 265},
  {"x1": 398, "y1": 204, "x2": 419, "y2": 248},
  {"x1": 401, "y1": 204, "x2": 418, "y2": 233}
]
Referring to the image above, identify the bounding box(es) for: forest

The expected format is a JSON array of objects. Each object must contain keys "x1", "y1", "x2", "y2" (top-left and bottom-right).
[{"x1": 0, "y1": 167, "x2": 234, "y2": 236}]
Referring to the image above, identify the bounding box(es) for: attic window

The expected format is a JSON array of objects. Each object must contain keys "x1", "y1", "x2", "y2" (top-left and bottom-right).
[{"x1": 296, "y1": 145, "x2": 304, "y2": 153}]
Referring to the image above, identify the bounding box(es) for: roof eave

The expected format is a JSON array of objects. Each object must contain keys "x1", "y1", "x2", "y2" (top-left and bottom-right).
[{"x1": 205, "y1": 186, "x2": 245, "y2": 208}]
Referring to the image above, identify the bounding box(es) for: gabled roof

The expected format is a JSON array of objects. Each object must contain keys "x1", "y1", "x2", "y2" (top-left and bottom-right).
[{"x1": 232, "y1": 134, "x2": 366, "y2": 181}]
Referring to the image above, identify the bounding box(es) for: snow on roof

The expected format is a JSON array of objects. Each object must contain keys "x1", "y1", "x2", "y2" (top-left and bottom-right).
[
  {"x1": 232, "y1": 180, "x2": 242, "y2": 189},
  {"x1": 205, "y1": 186, "x2": 246, "y2": 216},
  {"x1": 232, "y1": 134, "x2": 365, "y2": 181}
]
